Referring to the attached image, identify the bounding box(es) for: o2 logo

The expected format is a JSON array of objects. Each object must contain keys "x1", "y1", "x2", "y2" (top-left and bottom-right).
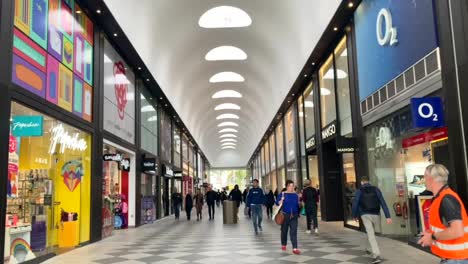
[
  {"x1": 376, "y1": 8, "x2": 398, "y2": 47},
  {"x1": 113, "y1": 61, "x2": 128, "y2": 120},
  {"x1": 418, "y1": 103, "x2": 438, "y2": 122}
]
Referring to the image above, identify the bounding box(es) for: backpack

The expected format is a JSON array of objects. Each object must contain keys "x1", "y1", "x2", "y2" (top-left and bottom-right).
[{"x1": 359, "y1": 186, "x2": 380, "y2": 212}]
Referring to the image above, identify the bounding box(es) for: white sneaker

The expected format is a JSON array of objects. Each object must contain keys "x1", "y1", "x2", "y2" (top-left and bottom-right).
[
  {"x1": 306, "y1": 230, "x2": 311, "y2": 234},
  {"x1": 314, "y1": 228, "x2": 319, "y2": 233}
]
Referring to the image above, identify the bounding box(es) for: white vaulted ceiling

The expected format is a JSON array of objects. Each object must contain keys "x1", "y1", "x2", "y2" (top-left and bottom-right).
[{"x1": 104, "y1": 0, "x2": 341, "y2": 167}]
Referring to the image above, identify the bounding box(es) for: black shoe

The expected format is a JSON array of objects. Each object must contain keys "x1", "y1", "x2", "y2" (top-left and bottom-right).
[
  {"x1": 371, "y1": 256, "x2": 382, "y2": 264},
  {"x1": 258, "y1": 226, "x2": 263, "y2": 231}
]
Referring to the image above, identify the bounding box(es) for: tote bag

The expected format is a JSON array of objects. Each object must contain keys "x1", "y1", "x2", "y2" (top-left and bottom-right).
[{"x1": 273, "y1": 193, "x2": 285, "y2": 225}]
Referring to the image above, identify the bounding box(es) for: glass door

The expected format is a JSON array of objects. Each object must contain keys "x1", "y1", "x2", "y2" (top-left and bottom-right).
[
  {"x1": 308, "y1": 155, "x2": 320, "y2": 217},
  {"x1": 343, "y1": 153, "x2": 359, "y2": 227}
]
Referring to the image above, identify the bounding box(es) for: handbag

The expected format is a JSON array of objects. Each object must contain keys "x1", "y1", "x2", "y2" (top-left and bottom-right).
[
  {"x1": 274, "y1": 193, "x2": 285, "y2": 225},
  {"x1": 300, "y1": 206, "x2": 306, "y2": 216}
]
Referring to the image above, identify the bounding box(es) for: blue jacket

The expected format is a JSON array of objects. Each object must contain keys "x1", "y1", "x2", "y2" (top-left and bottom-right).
[
  {"x1": 352, "y1": 183, "x2": 391, "y2": 218},
  {"x1": 275, "y1": 192, "x2": 300, "y2": 215},
  {"x1": 246, "y1": 187, "x2": 265, "y2": 206}
]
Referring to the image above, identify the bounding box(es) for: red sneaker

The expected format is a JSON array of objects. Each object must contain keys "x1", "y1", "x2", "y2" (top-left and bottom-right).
[
  {"x1": 281, "y1": 246, "x2": 287, "y2": 251},
  {"x1": 293, "y1": 249, "x2": 301, "y2": 255}
]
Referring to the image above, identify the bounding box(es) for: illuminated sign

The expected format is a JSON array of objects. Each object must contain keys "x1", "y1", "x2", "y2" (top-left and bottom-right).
[{"x1": 49, "y1": 124, "x2": 88, "y2": 154}]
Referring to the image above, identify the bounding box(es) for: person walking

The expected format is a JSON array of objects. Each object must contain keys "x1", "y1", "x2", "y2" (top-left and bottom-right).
[
  {"x1": 185, "y1": 190, "x2": 193, "y2": 221},
  {"x1": 171, "y1": 189, "x2": 183, "y2": 220},
  {"x1": 302, "y1": 179, "x2": 320, "y2": 234},
  {"x1": 229, "y1": 185, "x2": 243, "y2": 208},
  {"x1": 206, "y1": 186, "x2": 217, "y2": 220},
  {"x1": 216, "y1": 190, "x2": 221, "y2": 207},
  {"x1": 352, "y1": 176, "x2": 392, "y2": 264},
  {"x1": 246, "y1": 179, "x2": 266, "y2": 235},
  {"x1": 194, "y1": 189, "x2": 204, "y2": 221},
  {"x1": 243, "y1": 187, "x2": 249, "y2": 204},
  {"x1": 276, "y1": 180, "x2": 301, "y2": 255},
  {"x1": 417, "y1": 164, "x2": 468, "y2": 264},
  {"x1": 265, "y1": 189, "x2": 275, "y2": 219}
]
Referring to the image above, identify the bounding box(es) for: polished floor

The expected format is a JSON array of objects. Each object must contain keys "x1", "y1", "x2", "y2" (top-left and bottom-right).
[{"x1": 44, "y1": 205, "x2": 438, "y2": 264}]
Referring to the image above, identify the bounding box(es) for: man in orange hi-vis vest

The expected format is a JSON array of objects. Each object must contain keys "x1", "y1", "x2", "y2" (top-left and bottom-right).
[{"x1": 418, "y1": 164, "x2": 468, "y2": 263}]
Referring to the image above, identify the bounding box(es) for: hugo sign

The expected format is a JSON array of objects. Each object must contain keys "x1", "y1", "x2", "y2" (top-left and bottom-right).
[{"x1": 410, "y1": 97, "x2": 445, "y2": 128}]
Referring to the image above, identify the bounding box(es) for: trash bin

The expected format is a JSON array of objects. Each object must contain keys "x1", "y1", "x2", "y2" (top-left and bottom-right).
[{"x1": 223, "y1": 200, "x2": 238, "y2": 224}]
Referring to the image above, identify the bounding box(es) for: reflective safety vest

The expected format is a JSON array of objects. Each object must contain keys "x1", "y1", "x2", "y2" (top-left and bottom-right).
[{"x1": 429, "y1": 188, "x2": 468, "y2": 260}]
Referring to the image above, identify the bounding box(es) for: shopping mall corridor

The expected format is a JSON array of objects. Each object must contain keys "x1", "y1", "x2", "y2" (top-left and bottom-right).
[{"x1": 43, "y1": 205, "x2": 438, "y2": 264}]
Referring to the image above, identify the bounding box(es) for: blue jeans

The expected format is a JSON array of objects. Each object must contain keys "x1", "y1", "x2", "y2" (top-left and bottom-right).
[
  {"x1": 441, "y1": 260, "x2": 468, "y2": 264},
  {"x1": 251, "y1": 204, "x2": 263, "y2": 232}
]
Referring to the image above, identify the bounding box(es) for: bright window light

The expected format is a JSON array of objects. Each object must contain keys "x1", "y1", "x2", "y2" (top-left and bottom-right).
[
  {"x1": 320, "y1": 88, "x2": 331, "y2": 96},
  {"x1": 216, "y1": 113, "x2": 239, "y2": 120},
  {"x1": 305, "y1": 100, "x2": 314, "y2": 108},
  {"x1": 206, "y1": 46, "x2": 247, "y2": 61},
  {"x1": 221, "y1": 142, "x2": 236, "y2": 146},
  {"x1": 215, "y1": 103, "x2": 241, "y2": 110},
  {"x1": 218, "y1": 122, "x2": 239, "y2": 127},
  {"x1": 219, "y1": 128, "x2": 238, "y2": 133},
  {"x1": 221, "y1": 138, "x2": 237, "y2": 143},
  {"x1": 199, "y1": 6, "x2": 252, "y2": 28},
  {"x1": 323, "y1": 69, "x2": 348, "y2": 79},
  {"x1": 212, "y1": 90, "x2": 242, "y2": 99},
  {"x1": 147, "y1": 115, "x2": 157, "y2": 122},
  {"x1": 141, "y1": 105, "x2": 156, "y2": 112},
  {"x1": 341, "y1": 49, "x2": 348, "y2": 57},
  {"x1": 222, "y1": 146, "x2": 236, "y2": 150},
  {"x1": 220, "y1": 133, "x2": 237, "y2": 138},
  {"x1": 210, "y1": 72, "x2": 245, "y2": 83}
]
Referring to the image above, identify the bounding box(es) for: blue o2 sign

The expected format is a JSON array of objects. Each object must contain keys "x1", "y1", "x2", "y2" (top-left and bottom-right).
[{"x1": 410, "y1": 97, "x2": 445, "y2": 128}]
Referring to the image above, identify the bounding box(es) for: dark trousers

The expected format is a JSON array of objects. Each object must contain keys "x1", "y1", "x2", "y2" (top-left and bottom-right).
[
  {"x1": 174, "y1": 204, "x2": 180, "y2": 219},
  {"x1": 186, "y1": 207, "x2": 192, "y2": 220},
  {"x1": 281, "y1": 214, "x2": 298, "y2": 249},
  {"x1": 306, "y1": 204, "x2": 318, "y2": 230},
  {"x1": 266, "y1": 205, "x2": 273, "y2": 218},
  {"x1": 208, "y1": 203, "x2": 215, "y2": 219}
]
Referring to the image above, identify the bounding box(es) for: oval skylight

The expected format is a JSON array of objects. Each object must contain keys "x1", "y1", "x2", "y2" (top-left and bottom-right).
[
  {"x1": 219, "y1": 128, "x2": 238, "y2": 133},
  {"x1": 199, "y1": 6, "x2": 252, "y2": 28},
  {"x1": 147, "y1": 115, "x2": 157, "y2": 122},
  {"x1": 221, "y1": 138, "x2": 237, "y2": 143},
  {"x1": 320, "y1": 88, "x2": 331, "y2": 96},
  {"x1": 220, "y1": 133, "x2": 237, "y2": 138},
  {"x1": 323, "y1": 69, "x2": 348, "y2": 79},
  {"x1": 206, "y1": 46, "x2": 247, "y2": 61},
  {"x1": 218, "y1": 122, "x2": 239, "y2": 127},
  {"x1": 215, "y1": 103, "x2": 241, "y2": 110},
  {"x1": 305, "y1": 100, "x2": 314, "y2": 108},
  {"x1": 212, "y1": 90, "x2": 242, "y2": 99},
  {"x1": 216, "y1": 113, "x2": 239, "y2": 120},
  {"x1": 221, "y1": 142, "x2": 236, "y2": 146},
  {"x1": 141, "y1": 105, "x2": 156, "y2": 112},
  {"x1": 210, "y1": 72, "x2": 245, "y2": 83},
  {"x1": 222, "y1": 146, "x2": 236, "y2": 150}
]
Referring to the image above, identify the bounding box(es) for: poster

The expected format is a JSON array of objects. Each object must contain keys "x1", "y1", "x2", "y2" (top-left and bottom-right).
[
  {"x1": 417, "y1": 195, "x2": 433, "y2": 232},
  {"x1": 73, "y1": 76, "x2": 83, "y2": 117},
  {"x1": 46, "y1": 55, "x2": 60, "y2": 104},
  {"x1": 58, "y1": 64, "x2": 73, "y2": 111}
]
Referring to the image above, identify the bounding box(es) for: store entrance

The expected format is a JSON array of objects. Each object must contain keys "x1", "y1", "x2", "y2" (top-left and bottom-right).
[
  {"x1": 320, "y1": 139, "x2": 344, "y2": 221},
  {"x1": 307, "y1": 151, "x2": 320, "y2": 218},
  {"x1": 163, "y1": 178, "x2": 170, "y2": 216}
]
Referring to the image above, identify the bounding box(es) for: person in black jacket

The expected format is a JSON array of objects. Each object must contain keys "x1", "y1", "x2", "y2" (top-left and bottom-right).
[
  {"x1": 185, "y1": 191, "x2": 193, "y2": 221},
  {"x1": 229, "y1": 185, "x2": 243, "y2": 208},
  {"x1": 265, "y1": 189, "x2": 276, "y2": 219},
  {"x1": 302, "y1": 180, "x2": 319, "y2": 233},
  {"x1": 171, "y1": 189, "x2": 183, "y2": 220},
  {"x1": 242, "y1": 188, "x2": 249, "y2": 204},
  {"x1": 206, "y1": 186, "x2": 217, "y2": 220}
]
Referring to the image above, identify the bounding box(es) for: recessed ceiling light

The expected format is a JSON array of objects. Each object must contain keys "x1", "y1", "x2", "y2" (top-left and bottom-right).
[
  {"x1": 138, "y1": 67, "x2": 142, "y2": 70},
  {"x1": 348, "y1": 2, "x2": 354, "y2": 8},
  {"x1": 216, "y1": 113, "x2": 240, "y2": 120},
  {"x1": 218, "y1": 122, "x2": 239, "y2": 127},
  {"x1": 113, "y1": 33, "x2": 118, "y2": 37},
  {"x1": 212, "y1": 90, "x2": 242, "y2": 99},
  {"x1": 220, "y1": 134, "x2": 237, "y2": 138},
  {"x1": 333, "y1": 27, "x2": 338, "y2": 31},
  {"x1": 304, "y1": 74, "x2": 307, "y2": 77},
  {"x1": 205, "y1": 46, "x2": 247, "y2": 61},
  {"x1": 220, "y1": 138, "x2": 237, "y2": 143},
  {"x1": 76, "y1": 10, "x2": 82, "y2": 14},
  {"x1": 165, "y1": 104, "x2": 168, "y2": 107},
  {"x1": 96, "y1": 9, "x2": 101, "y2": 14},
  {"x1": 147, "y1": 115, "x2": 157, "y2": 122},
  {"x1": 199, "y1": 6, "x2": 252, "y2": 28},
  {"x1": 215, "y1": 103, "x2": 241, "y2": 110},
  {"x1": 210, "y1": 72, "x2": 245, "y2": 83},
  {"x1": 312, "y1": 62, "x2": 315, "y2": 66},
  {"x1": 160, "y1": 97, "x2": 163, "y2": 100},
  {"x1": 219, "y1": 128, "x2": 238, "y2": 133},
  {"x1": 146, "y1": 78, "x2": 150, "y2": 81}
]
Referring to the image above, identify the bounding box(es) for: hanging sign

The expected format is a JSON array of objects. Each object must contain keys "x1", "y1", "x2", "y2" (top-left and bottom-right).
[
  {"x1": 411, "y1": 97, "x2": 445, "y2": 128},
  {"x1": 142, "y1": 158, "x2": 156, "y2": 172},
  {"x1": 306, "y1": 136, "x2": 316, "y2": 149},
  {"x1": 336, "y1": 137, "x2": 356, "y2": 153},
  {"x1": 11, "y1": 116, "x2": 43, "y2": 137},
  {"x1": 402, "y1": 127, "x2": 448, "y2": 149},
  {"x1": 121, "y1": 158, "x2": 131, "y2": 171},
  {"x1": 162, "y1": 165, "x2": 173, "y2": 177},
  {"x1": 49, "y1": 124, "x2": 88, "y2": 154},
  {"x1": 321, "y1": 121, "x2": 337, "y2": 141},
  {"x1": 103, "y1": 153, "x2": 123, "y2": 162}
]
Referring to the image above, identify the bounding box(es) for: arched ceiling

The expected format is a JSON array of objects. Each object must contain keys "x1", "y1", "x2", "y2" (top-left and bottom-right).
[{"x1": 104, "y1": 0, "x2": 342, "y2": 167}]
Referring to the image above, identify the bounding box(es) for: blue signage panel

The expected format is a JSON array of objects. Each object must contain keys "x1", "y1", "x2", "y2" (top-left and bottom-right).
[
  {"x1": 355, "y1": 0, "x2": 438, "y2": 100},
  {"x1": 11, "y1": 116, "x2": 44, "y2": 137},
  {"x1": 410, "y1": 97, "x2": 445, "y2": 128}
]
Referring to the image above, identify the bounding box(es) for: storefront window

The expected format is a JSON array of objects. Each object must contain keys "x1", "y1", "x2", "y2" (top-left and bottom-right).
[
  {"x1": 343, "y1": 153, "x2": 358, "y2": 227},
  {"x1": 173, "y1": 127, "x2": 181, "y2": 169},
  {"x1": 6, "y1": 102, "x2": 92, "y2": 263},
  {"x1": 276, "y1": 121, "x2": 285, "y2": 189},
  {"x1": 140, "y1": 92, "x2": 158, "y2": 155},
  {"x1": 298, "y1": 96, "x2": 307, "y2": 184},
  {"x1": 304, "y1": 82, "x2": 315, "y2": 140},
  {"x1": 160, "y1": 111, "x2": 172, "y2": 163},
  {"x1": 285, "y1": 105, "x2": 298, "y2": 185},
  {"x1": 320, "y1": 55, "x2": 337, "y2": 128},
  {"x1": 308, "y1": 155, "x2": 321, "y2": 216},
  {"x1": 335, "y1": 37, "x2": 353, "y2": 137},
  {"x1": 140, "y1": 172, "x2": 156, "y2": 224},
  {"x1": 182, "y1": 135, "x2": 189, "y2": 176},
  {"x1": 269, "y1": 134, "x2": 277, "y2": 193},
  {"x1": 12, "y1": 0, "x2": 94, "y2": 123}
]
